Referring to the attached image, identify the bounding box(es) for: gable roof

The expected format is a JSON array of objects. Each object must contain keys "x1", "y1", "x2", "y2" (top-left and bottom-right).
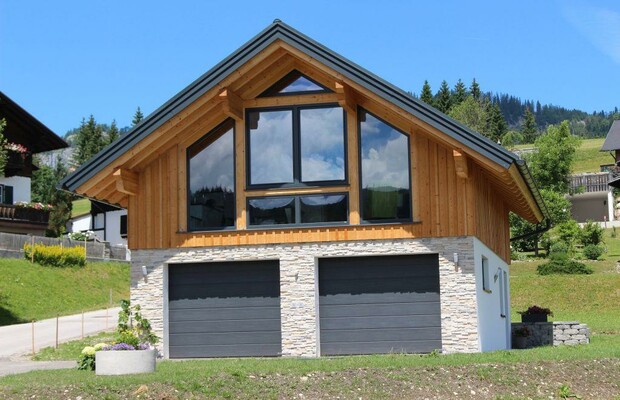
[
  {"x1": 60, "y1": 20, "x2": 547, "y2": 222},
  {"x1": 601, "y1": 120, "x2": 620, "y2": 151},
  {"x1": 0, "y1": 91, "x2": 68, "y2": 153}
]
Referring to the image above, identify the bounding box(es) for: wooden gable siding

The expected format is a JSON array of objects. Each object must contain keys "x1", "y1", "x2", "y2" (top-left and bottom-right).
[{"x1": 127, "y1": 105, "x2": 511, "y2": 262}]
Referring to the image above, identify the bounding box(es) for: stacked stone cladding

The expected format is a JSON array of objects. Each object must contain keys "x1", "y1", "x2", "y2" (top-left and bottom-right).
[
  {"x1": 130, "y1": 236, "x2": 481, "y2": 357},
  {"x1": 511, "y1": 321, "x2": 590, "y2": 348}
]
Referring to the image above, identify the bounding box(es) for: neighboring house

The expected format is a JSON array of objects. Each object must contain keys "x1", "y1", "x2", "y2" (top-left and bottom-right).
[
  {"x1": 602, "y1": 120, "x2": 620, "y2": 188},
  {"x1": 567, "y1": 173, "x2": 614, "y2": 222},
  {"x1": 0, "y1": 91, "x2": 68, "y2": 235},
  {"x1": 61, "y1": 21, "x2": 547, "y2": 358},
  {"x1": 68, "y1": 200, "x2": 127, "y2": 246}
]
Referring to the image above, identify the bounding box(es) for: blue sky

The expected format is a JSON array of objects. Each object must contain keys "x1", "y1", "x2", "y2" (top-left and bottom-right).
[{"x1": 1, "y1": 1, "x2": 619, "y2": 135}]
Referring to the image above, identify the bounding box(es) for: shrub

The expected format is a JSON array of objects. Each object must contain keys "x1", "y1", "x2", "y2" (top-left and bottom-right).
[
  {"x1": 77, "y1": 346, "x2": 96, "y2": 371},
  {"x1": 23, "y1": 244, "x2": 86, "y2": 268},
  {"x1": 537, "y1": 259, "x2": 593, "y2": 275},
  {"x1": 580, "y1": 220, "x2": 604, "y2": 247},
  {"x1": 555, "y1": 220, "x2": 580, "y2": 255},
  {"x1": 583, "y1": 244, "x2": 605, "y2": 260}
]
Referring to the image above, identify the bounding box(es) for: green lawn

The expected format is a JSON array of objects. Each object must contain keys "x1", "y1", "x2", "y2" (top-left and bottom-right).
[
  {"x1": 0, "y1": 258, "x2": 129, "y2": 325},
  {"x1": 71, "y1": 198, "x2": 91, "y2": 217}
]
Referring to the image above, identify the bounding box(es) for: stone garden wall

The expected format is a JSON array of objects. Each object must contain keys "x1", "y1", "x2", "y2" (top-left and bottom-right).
[{"x1": 511, "y1": 321, "x2": 590, "y2": 348}]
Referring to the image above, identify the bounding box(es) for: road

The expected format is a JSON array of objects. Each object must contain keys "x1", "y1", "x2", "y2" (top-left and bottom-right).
[{"x1": 0, "y1": 307, "x2": 120, "y2": 358}]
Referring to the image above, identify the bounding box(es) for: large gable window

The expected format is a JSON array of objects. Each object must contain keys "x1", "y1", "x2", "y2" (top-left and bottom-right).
[
  {"x1": 188, "y1": 119, "x2": 235, "y2": 231},
  {"x1": 260, "y1": 70, "x2": 331, "y2": 97},
  {"x1": 247, "y1": 105, "x2": 346, "y2": 188},
  {"x1": 359, "y1": 109, "x2": 411, "y2": 222},
  {"x1": 248, "y1": 194, "x2": 348, "y2": 227}
]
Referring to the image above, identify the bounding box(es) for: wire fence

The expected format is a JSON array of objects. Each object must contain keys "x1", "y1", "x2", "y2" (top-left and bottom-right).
[{"x1": 0, "y1": 231, "x2": 129, "y2": 262}]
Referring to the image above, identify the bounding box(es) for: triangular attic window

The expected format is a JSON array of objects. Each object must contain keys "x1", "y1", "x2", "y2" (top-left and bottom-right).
[{"x1": 259, "y1": 70, "x2": 332, "y2": 97}]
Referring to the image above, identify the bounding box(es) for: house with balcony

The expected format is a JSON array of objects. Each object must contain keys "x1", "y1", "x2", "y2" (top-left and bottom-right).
[
  {"x1": 0, "y1": 91, "x2": 68, "y2": 235},
  {"x1": 61, "y1": 21, "x2": 547, "y2": 358}
]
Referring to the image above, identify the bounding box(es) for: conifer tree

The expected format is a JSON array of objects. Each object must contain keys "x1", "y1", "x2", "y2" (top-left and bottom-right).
[
  {"x1": 420, "y1": 80, "x2": 433, "y2": 106},
  {"x1": 470, "y1": 78, "x2": 481, "y2": 100},
  {"x1": 487, "y1": 103, "x2": 508, "y2": 142},
  {"x1": 435, "y1": 80, "x2": 452, "y2": 113},
  {"x1": 73, "y1": 115, "x2": 105, "y2": 167},
  {"x1": 452, "y1": 79, "x2": 467, "y2": 106},
  {"x1": 107, "y1": 120, "x2": 119, "y2": 144},
  {"x1": 521, "y1": 108, "x2": 538, "y2": 144},
  {"x1": 132, "y1": 107, "x2": 144, "y2": 126}
]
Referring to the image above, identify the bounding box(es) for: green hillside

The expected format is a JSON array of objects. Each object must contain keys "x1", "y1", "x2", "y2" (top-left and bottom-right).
[{"x1": 0, "y1": 259, "x2": 129, "y2": 326}]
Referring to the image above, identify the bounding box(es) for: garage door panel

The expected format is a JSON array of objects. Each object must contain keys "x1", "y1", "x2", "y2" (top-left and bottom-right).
[
  {"x1": 168, "y1": 260, "x2": 281, "y2": 358},
  {"x1": 320, "y1": 301, "x2": 440, "y2": 318},
  {"x1": 320, "y1": 314, "x2": 441, "y2": 330},
  {"x1": 319, "y1": 255, "x2": 441, "y2": 355},
  {"x1": 322, "y1": 340, "x2": 443, "y2": 356},
  {"x1": 170, "y1": 318, "x2": 281, "y2": 333},
  {"x1": 321, "y1": 327, "x2": 441, "y2": 343},
  {"x1": 170, "y1": 344, "x2": 282, "y2": 358},
  {"x1": 169, "y1": 296, "x2": 278, "y2": 310},
  {"x1": 169, "y1": 331, "x2": 281, "y2": 346},
  {"x1": 319, "y1": 292, "x2": 439, "y2": 305}
]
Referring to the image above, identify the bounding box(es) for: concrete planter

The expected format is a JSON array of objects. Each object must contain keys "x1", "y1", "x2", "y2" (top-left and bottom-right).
[
  {"x1": 95, "y1": 349, "x2": 156, "y2": 375},
  {"x1": 521, "y1": 314, "x2": 548, "y2": 323}
]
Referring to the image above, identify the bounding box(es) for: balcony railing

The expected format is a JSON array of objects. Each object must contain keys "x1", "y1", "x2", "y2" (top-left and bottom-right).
[
  {"x1": 569, "y1": 173, "x2": 612, "y2": 193},
  {"x1": 0, "y1": 205, "x2": 50, "y2": 225}
]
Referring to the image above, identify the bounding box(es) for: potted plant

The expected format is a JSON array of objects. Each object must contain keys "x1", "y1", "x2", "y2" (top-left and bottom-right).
[
  {"x1": 77, "y1": 300, "x2": 159, "y2": 375},
  {"x1": 518, "y1": 305, "x2": 553, "y2": 323},
  {"x1": 512, "y1": 326, "x2": 529, "y2": 349}
]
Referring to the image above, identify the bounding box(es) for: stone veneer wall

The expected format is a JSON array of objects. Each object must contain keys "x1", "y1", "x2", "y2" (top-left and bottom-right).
[
  {"x1": 130, "y1": 236, "x2": 481, "y2": 357},
  {"x1": 511, "y1": 322, "x2": 590, "y2": 348}
]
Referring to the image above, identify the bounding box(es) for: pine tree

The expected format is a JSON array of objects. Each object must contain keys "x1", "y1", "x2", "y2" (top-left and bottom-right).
[
  {"x1": 132, "y1": 107, "x2": 144, "y2": 126},
  {"x1": 107, "y1": 120, "x2": 119, "y2": 144},
  {"x1": 470, "y1": 78, "x2": 481, "y2": 100},
  {"x1": 73, "y1": 115, "x2": 105, "y2": 167},
  {"x1": 435, "y1": 80, "x2": 452, "y2": 113},
  {"x1": 521, "y1": 108, "x2": 538, "y2": 144},
  {"x1": 487, "y1": 103, "x2": 508, "y2": 142},
  {"x1": 32, "y1": 157, "x2": 73, "y2": 237},
  {"x1": 452, "y1": 79, "x2": 467, "y2": 106},
  {"x1": 420, "y1": 80, "x2": 433, "y2": 106}
]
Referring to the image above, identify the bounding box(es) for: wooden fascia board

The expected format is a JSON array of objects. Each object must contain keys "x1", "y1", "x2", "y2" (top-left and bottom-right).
[{"x1": 507, "y1": 164, "x2": 544, "y2": 223}]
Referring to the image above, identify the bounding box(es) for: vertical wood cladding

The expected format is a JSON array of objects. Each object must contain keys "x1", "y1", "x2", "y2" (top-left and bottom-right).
[{"x1": 129, "y1": 118, "x2": 510, "y2": 263}]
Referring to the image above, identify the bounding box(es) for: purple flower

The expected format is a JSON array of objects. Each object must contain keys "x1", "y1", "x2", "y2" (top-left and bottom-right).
[
  {"x1": 106, "y1": 342, "x2": 136, "y2": 351},
  {"x1": 137, "y1": 343, "x2": 150, "y2": 350}
]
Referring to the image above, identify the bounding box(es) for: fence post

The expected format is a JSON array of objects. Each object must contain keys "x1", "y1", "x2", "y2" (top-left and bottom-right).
[
  {"x1": 106, "y1": 307, "x2": 109, "y2": 330},
  {"x1": 30, "y1": 236, "x2": 34, "y2": 263},
  {"x1": 109, "y1": 288, "x2": 113, "y2": 306},
  {"x1": 31, "y1": 320, "x2": 35, "y2": 357},
  {"x1": 55, "y1": 314, "x2": 59, "y2": 349},
  {"x1": 81, "y1": 310, "x2": 84, "y2": 339}
]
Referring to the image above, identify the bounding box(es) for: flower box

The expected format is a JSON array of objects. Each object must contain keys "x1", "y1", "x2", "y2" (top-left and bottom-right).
[
  {"x1": 521, "y1": 313, "x2": 548, "y2": 323},
  {"x1": 95, "y1": 349, "x2": 156, "y2": 375}
]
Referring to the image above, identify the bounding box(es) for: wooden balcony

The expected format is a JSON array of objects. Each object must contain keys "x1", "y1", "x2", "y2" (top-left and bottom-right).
[
  {"x1": 0, "y1": 205, "x2": 50, "y2": 235},
  {"x1": 569, "y1": 173, "x2": 612, "y2": 193}
]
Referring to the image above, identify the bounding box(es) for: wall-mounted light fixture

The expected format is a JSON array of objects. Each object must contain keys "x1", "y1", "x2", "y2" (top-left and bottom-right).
[
  {"x1": 453, "y1": 253, "x2": 459, "y2": 271},
  {"x1": 141, "y1": 265, "x2": 148, "y2": 283}
]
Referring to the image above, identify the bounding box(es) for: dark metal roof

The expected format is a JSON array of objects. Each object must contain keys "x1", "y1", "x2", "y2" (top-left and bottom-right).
[
  {"x1": 601, "y1": 120, "x2": 620, "y2": 151},
  {"x1": 59, "y1": 20, "x2": 547, "y2": 220},
  {"x1": 0, "y1": 91, "x2": 68, "y2": 153}
]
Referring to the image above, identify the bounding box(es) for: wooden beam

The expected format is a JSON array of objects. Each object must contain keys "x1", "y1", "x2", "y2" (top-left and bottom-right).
[
  {"x1": 453, "y1": 149, "x2": 469, "y2": 179},
  {"x1": 335, "y1": 82, "x2": 356, "y2": 114},
  {"x1": 219, "y1": 88, "x2": 243, "y2": 121},
  {"x1": 113, "y1": 168, "x2": 139, "y2": 196}
]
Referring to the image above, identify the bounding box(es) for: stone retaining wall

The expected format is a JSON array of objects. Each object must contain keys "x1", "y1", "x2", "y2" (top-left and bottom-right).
[{"x1": 511, "y1": 321, "x2": 590, "y2": 348}]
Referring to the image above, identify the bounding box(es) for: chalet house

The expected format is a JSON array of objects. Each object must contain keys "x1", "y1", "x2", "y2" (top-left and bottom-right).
[
  {"x1": 69, "y1": 200, "x2": 128, "y2": 247},
  {"x1": 0, "y1": 91, "x2": 68, "y2": 235},
  {"x1": 61, "y1": 21, "x2": 547, "y2": 358}
]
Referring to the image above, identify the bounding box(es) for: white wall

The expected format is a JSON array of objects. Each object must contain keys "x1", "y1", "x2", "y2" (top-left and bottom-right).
[
  {"x1": 473, "y1": 237, "x2": 511, "y2": 352},
  {"x1": 70, "y1": 214, "x2": 91, "y2": 233},
  {"x1": 104, "y1": 209, "x2": 127, "y2": 246},
  {"x1": 0, "y1": 176, "x2": 31, "y2": 203}
]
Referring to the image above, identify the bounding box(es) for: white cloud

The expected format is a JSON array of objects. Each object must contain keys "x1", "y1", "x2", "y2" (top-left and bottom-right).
[{"x1": 563, "y1": 2, "x2": 620, "y2": 64}]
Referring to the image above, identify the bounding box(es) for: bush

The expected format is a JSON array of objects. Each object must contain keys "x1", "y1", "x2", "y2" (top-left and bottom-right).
[
  {"x1": 580, "y1": 220, "x2": 604, "y2": 247},
  {"x1": 537, "y1": 259, "x2": 593, "y2": 275},
  {"x1": 583, "y1": 244, "x2": 605, "y2": 260},
  {"x1": 23, "y1": 243, "x2": 86, "y2": 268},
  {"x1": 555, "y1": 220, "x2": 580, "y2": 255}
]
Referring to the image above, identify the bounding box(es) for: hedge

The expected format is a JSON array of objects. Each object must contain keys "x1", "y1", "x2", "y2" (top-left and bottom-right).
[{"x1": 23, "y1": 243, "x2": 86, "y2": 268}]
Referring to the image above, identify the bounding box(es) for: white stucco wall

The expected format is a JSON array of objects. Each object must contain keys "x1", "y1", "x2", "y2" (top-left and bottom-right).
[
  {"x1": 0, "y1": 176, "x2": 31, "y2": 203},
  {"x1": 473, "y1": 237, "x2": 511, "y2": 352},
  {"x1": 104, "y1": 209, "x2": 127, "y2": 246},
  {"x1": 71, "y1": 214, "x2": 91, "y2": 232}
]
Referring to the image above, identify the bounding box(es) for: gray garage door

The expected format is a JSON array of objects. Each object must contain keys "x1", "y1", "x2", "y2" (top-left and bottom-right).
[
  {"x1": 319, "y1": 255, "x2": 441, "y2": 355},
  {"x1": 168, "y1": 260, "x2": 281, "y2": 358}
]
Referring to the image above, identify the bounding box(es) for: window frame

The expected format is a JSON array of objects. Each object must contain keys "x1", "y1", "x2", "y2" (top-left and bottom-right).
[
  {"x1": 245, "y1": 103, "x2": 348, "y2": 190},
  {"x1": 246, "y1": 193, "x2": 350, "y2": 229},
  {"x1": 358, "y1": 107, "x2": 413, "y2": 224},
  {"x1": 186, "y1": 118, "x2": 237, "y2": 232},
  {"x1": 258, "y1": 70, "x2": 333, "y2": 97}
]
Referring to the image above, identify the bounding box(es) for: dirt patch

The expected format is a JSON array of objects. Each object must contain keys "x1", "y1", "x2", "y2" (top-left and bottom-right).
[{"x1": 2, "y1": 358, "x2": 619, "y2": 399}]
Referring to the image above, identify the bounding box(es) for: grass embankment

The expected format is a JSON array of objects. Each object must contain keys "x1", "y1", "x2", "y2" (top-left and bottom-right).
[
  {"x1": 514, "y1": 137, "x2": 613, "y2": 174},
  {"x1": 0, "y1": 258, "x2": 129, "y2": 325},
  {"x1": 71, "y1": 198, "x2": 91, "y2": 217}
]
